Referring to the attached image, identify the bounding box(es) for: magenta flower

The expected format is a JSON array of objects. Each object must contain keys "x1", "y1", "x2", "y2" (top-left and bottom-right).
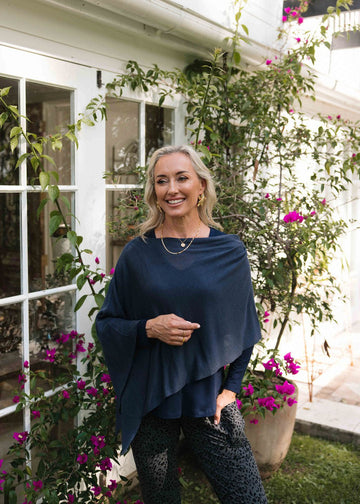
[
  {"x1": 236, "y1": 398, "x2": 242, "y2": 410},
  {"x1": 88, "y1": 342, "x2": 94, "y2": 351},
  {"x1": 102, "y1": 387, "x2": 110, "y2": 396},
  {"x1": 13, "y1": 431, "x2": 28, "y2": 445},
  {"x1": 76, "y1": 341, "x2": 86, "y2": 353},
  {"x1": 284, "y1": 7, "x2": 291, "y2": 13},
  {"x1": 44, "y1": 348, "x2": 56, "y2": 363},
  {"x1": 24, "y1": 360, "x2": 29, "y2": 368},
  {"x1": 336, "y1": 114, "x2": 341, "y2": 119},
  {"x1": 92, "y1": 486, "x2": 102, "y2": 496},
  {"x1": 101, "y1": 373, "x2": 111, "y2": 384},
  {"x1": 70, "y1": 330, "x2": 78, "y2": 339},
  {"x1": 91, "y1": 435, "x2": 106, "y2": 450},
  {"x1": 0, "y1": 478, "x2": 5, "y2": 492},
  {"x1": 13, "y1": 395, "x2": 20, "y2": 403},
  {"x1": 33, "y1": 480, "x2": 43, "y2": 491},
  {"x1": 250, "y1": 418, "x2": 259, "y2": 424},
  {"x1": 298, "y1": 17, "x2": 304, "y2": 24},
  {"x1": 283, "y1": 211, "x2": 304, "y2": 223},
  {"x1": 295, "y1": 37, "x2": 301, "y2": 42},
  {"x1": 265, "y1": 193, "x2": 270, "y2": 199},
  {"x1": 108, "y1": 479, "x2": 117, "y2": 491},
  {"x1": 243, "y1": 383, "x2": 254, "y2": 396},
  {"x1": 67, "y1": 494, "x2": 75, "y2": 503},
  {"x1": 109, "y1": 268, "x2": 115, "y2": 275},
  {"x1": 275, "y1": 380, "x2": 296, "y2": 396},
  {"x1": 32, "y1": 410, "x2": 41, "y2": 418},
  {"x1": 287, "y1": 397, "x2": 298, "y2": 406},
  {"x1": 57, "y1": 333, "x2": 70, "y2": 344},
  {"x1": 97, "y1": 457, "x2": 112, "y2": 472},
  {"x1": 258, "y1": 396, "x2": 280, "y2": 411},
  {"x1": 77, "y1": 379, "x2": 86, "y2": 390},
  {"x1": 100, "y1": 273, "x2": 106, "y2": 278},
  {"x1": 287, "y1": 361, "x2": 301, "y2": 374},
  {"x1": 87, "y1": 387, "x2": 98, "y2": 397},
  {"x1": 276, "y1": 197, "x2": 282, "y2": 201},
  {"x1": 95, "y1": 257, "x2": 100, "y2": 264},
  {"x1": 76, "y1": 453, "x2": 88, "y2": 465},
  {"x1": 321, "y1": 198, "x2": 326, "y2": 205},
  {"x1": 62, "y1": 390, "x2": 70, "y2": 399},
  {"x1": 327, "y1": 115, "x2": 333, "y2": 120},
  {"x1": 282, "y1": 15, "x2": 288, "y2": 22},
  {"x1": 266, "y1": 59, "x2": 272, "y2": 66},
  {"x1": 18, "y1": 373, "x2": 27, "y2": 386}
]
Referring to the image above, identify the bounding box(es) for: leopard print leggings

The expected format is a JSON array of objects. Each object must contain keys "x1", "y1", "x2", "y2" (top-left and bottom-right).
[{"x1": 131, "y1": 401, "x2": 268, "y2": 504}]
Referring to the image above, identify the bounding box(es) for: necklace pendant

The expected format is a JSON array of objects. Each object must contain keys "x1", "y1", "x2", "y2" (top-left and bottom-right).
[{"x1": 180, "y1": 242, "x2": 186, "y2": 248}]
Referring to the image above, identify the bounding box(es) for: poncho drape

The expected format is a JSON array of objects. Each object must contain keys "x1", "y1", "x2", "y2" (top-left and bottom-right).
[{"x1": 96, "y1": 233, "x2": 261, "y2": 454}]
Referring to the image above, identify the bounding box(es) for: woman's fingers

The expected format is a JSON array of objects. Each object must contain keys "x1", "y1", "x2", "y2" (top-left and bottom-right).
[{"x1": 145, "y1": 314, "x2": 200, "y2": 345}]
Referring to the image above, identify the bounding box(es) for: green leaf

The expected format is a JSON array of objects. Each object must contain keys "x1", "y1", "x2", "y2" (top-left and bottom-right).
[
  {"x1": 159, "y1": 95, "x2": 165, "y2": 107},
  {"x1": 49, "y1": 214, "x2": 63, "y2": 236},
  {"x1": 67, "y1": 230, "x2": 78, "y2": 247},
  {"x1": 77, "y1": 274, "x2": 87, "y2": 291},
  {"x1": 10, "y1": 135, "x2": 18, "y2": 152},
  {"x1": 74, "y1": 294, "x2": 87, "y2": 312},
  {"x1": 30, "y1": 155, "x2": 40, "y2": 172},
  {"x1": 37, "y1": 197, "x2": 49, "y2": 219},
  {"x1": 94, "y1": 293, "x2": 105, "y2": 308},
  {"x1": 33, "y1": 142, "x2": 43, "y2": 154},
  {"x1": 10, "y1": 126, "x2": 22, "y2": 138},
  {"x1": 48, "y1": 184, "x2": 60, "y2": 202},
  {"x1": 15, "y1": 152, "x2": 30, "y2": 168},
  {"x1": 241, "y1": 24, "x2": 249, "y2": 35},
  {"x1": 0, "y1": 111, "x2": 9, "y2": 127},
  {"x1": 41, "y1": 154, "x2": 56, "y2": 166},
  {"x1": 0, "y1": 86, "x2": 11, "y2": 97},
  {"x1": 60, "y1": 195, "x2": 71, "y2": 211},
  {"x1": 39, "y1": 171, "x2": 50, "y2": 191}
]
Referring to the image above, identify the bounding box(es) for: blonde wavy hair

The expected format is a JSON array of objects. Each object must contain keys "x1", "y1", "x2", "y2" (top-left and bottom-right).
[{"x1": 139, "y1": 145, "x2": 221, "y2": 238}]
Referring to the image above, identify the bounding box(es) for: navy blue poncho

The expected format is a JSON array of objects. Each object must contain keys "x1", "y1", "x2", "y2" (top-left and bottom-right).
[{"x1": 96, "y1": 232, "x2": 261, "y2": 454}]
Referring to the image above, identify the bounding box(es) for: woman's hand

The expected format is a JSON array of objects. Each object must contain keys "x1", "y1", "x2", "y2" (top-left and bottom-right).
[
  {"x1": 145, "y1": 314, "x2": 200, "y2": 346},
  {"x1": 214, "y1": 389, "x2": 237, "y2": 425}
]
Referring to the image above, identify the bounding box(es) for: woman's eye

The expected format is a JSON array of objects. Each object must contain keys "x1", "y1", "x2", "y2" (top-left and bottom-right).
[
  {"x1": 178, "y1": 176, "x2": 188, "y2": 182},
  {"x1": 156, "y1": 179, "x2": 167, "y2": 185}
]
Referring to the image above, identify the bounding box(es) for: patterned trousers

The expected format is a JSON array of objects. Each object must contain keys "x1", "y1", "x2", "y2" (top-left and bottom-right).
[{"x1": 131, "y1": 401, "x2": 268, "y2": 504}]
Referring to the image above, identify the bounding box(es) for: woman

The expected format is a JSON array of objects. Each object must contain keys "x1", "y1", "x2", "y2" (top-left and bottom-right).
[{"x1": 96, "y1": 145, "x2": 268, "y2": 504}]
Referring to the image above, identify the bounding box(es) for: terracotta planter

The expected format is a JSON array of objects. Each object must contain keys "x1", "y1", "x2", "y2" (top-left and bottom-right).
[{"x1": 244, "y1": 383, "x2": 298, "y2": 479}]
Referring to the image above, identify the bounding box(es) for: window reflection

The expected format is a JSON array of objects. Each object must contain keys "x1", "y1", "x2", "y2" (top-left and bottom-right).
[
  {"x1": 29, "y1": 291, "x2": 75, "y2": 391},
  {"x1": 145, "y1": 104, "x2": 174, "y2": 160},
  {"x1": 26, "y1": 82, "x2": 72, "y2": 186},
  {"x1": 0, "y1": 304, "x2": 22, "y2": 410},
  {"x1": 28, "y1": 192, "x2": 73, "y2": 292},
  {"x1": 0, "y1": 76, "x2": 19, "y2": 185},
  {"x1": 0, "y1": 193, "x2": 20, "y2": 298},
  {"x1": 106, "y1": 98, "x2": 139, "y2": 184}
]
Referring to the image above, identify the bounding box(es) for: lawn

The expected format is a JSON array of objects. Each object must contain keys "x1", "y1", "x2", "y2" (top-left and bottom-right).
[{"x1": 119, "y1": 432, "x2": 360, "y2": 504}]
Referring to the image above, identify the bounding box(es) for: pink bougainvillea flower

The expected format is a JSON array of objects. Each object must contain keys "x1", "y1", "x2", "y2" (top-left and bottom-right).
[
  {"x1": 109, "y1": 268, "x2": 115, "y2": 275},
  {"x1": 0, "y1": 478, "x2": 5, "y2": 492},
  {"x1": 70, "y1": 330, "x2": 78, "y2": 339},
  {"x1": 91, "y1": 435, "x2": 106, "y2": 449},
  {"x1": 262, "y1": 359, "x2": 275, "y2": 370},
  {"x1": 265, "y1": 193, "x2": 270, "y2": 199},
  {"x1": 108, "y1": 479, "x2": 117, "y2": 491},
  {"x1": 76, "y1": 341, "x2": 86, "y2": 353},
  {"x1": 95, "y1": 256, "x2": 100, "y2": 264},
  {"x1": 67, "y1": 494, "x2": 75, "y2": 503},
  {"x1": 77, "y1": 453, "x2": 88, "y2": 465},
  {"x1": 287, "y1": 397, "x2": 298, "y2": 406},
  {"x1": 57, "y1": 333, "x2": 70, "y2": 344},
  {"x1": 13, "y1": 395, "x2": 20, "y2": 403},
  {"x1": 250, "y1": 418, "x2": 259, "y2": 424},
  {"x1": 287, "y1": 361, "x2": 301, "y2": 374},
  {"x1": 243, "y1": 383, "x2": 254, "y2": 396},
  {"x1": 295, "y1": 37, "x2": 301, "y2": 42},
  {"x1": 13, "y1": 431, "x2": 28, "y2": 445},
  {"x1": 336, "y1": 114, "x2": 341, "y2": 119},
  {"x1": 92, "y1": 486, "x2": 102, "y2": 496},
  {"x1": 327, "y1": 115, "x2": 333, "y2": 120},
  {"x1": 291, "y1": 11, "x2": 297, "y2": 17},
  {"x1": 33, "y1": 480, "x2": 43, "y2": 491},
  {"x1": 258, "y1": 396, "x2": 280, "y2": 411},
  {"x1": 102, "y1": 387, "x2": 110, "y2": 396},
  {"x1": 284, "y1": 7, "x2": 291, "y2": 13},
  {"x1": 98, "y1": 457, "x2": 112, "y2": 472},
  {"x1": 298, "y1": 16, "x2": 304, "y2": 24},
  {"x1": 77, "y1": 379, "x2": 86, "y2": 390},
  {"x1": 275, "y1": 380, "x2": 296, "y2": 396},
  {"x1": 282, "y1": 15, "x2": 288, "y2": 22},
  {"x1": 62, "y1": 390, "x2": 70, "y2": 399},
  {"x1": 32, "y1": 410, "x2": 41, "y2": 418},
  {"x1": 100, "y1": 272, "x2": 106, "y2": 278},
  {"x1": 236, "y1": 398, "x2": 242, "y2": 410},
  {"x1": 101, "y1": 373, "x2": 112, "y2": 383},
  {"x1": 321, "y1": 198, "x2": 326, "y2": 205},
  {"x1": 264, "y1": 311, "x2": 270, "y2": 318},
  {"x1": 44, "y1": 348, "x2": 56, "y2": 363},
  {"x1": 23, "y1": 360, "x2": 29, "y2": 368},
  {"x1": 276, "y1": 197, "x2": 282, "y2": 201},
  {"x1": 18, "y1": 373, "x2": 27, "y2": 385},
  {"x1": 266, "y1": 59, "x2": 272, "y2": 66},
  {"x1": 310, "y1": 210, "x2": 316, "y2": 216},
  {"x1": 87, "y1": 387, "x2": 98, "y2": 397}
]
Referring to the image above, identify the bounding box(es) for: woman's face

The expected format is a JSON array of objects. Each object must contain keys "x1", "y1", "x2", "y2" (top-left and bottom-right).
[{"x1": 154, "y1": 152, "x2": 205, "y2": 221}]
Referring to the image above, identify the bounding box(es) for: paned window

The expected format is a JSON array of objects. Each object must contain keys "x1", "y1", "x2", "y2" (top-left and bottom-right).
[
  {"x1": 0, "y1": 76, "x2": 76, "y2": 473},
  {"x1": 105, "y1": 98, "x2": 174, "y2": 269}
]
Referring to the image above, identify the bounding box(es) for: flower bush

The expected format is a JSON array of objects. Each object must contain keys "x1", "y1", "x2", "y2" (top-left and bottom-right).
[
  {"x1": 1, "y1": 1, "x2": 360, "y2": 501},
  {"x1": 236, "y1": 347, "x2": 301, "y2": 423}
]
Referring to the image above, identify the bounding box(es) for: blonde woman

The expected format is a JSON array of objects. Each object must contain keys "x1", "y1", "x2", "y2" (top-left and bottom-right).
[{"x1": 96, "y1": 145, "x2": 267, "y2": 504}]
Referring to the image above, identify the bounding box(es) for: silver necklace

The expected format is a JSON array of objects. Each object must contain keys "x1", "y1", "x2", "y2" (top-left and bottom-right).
[{"x1": 160, "y1": 223, "x2": 201, "y2": 255}]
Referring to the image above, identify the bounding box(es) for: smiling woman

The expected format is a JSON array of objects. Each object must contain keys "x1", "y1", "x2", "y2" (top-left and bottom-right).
[{"x1": 96, "y1": 145, "x2": 268, "y2": 504}]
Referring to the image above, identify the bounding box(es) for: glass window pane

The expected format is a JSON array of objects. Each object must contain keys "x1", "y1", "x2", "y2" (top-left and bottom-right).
[
  {"x1": 28, "y1": 192, "x2": 74, "y2": 292},
  {"x1": 29, "y1": 290, "x2": 75, "y2": 391},
  {"x1": 26, "y1": 82, "x2": 72, "y2": 186},
  {"x1": 106, "y1": 98, "x2": 139, "y2": 184},
  {"x1": 0, "y1": 193, "x2": 20, "y2": 298},
  {"x1": 0, "y1": 411, "x2": 23, "y2": 471},
  {"x1": 0, "y1": 304, "x2": 22, "y2": 409},
  {"x1": 0, "y1": 76, "x2": 19, "y2": 185},
  {"x1": 145, "y1": 104, "x2": 174, "y2": 160}
]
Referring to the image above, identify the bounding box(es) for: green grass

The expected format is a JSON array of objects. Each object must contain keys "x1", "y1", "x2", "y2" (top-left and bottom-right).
[{"x1": 121, "y1": 432, "x2": 360, "y2": 504}]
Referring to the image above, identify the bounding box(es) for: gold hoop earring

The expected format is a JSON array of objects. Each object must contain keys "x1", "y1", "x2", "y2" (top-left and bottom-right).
[
  {"x1": 156, "y1": 201, "x2": 163, "y2": 213},
  {"x1": 197, "y1": 193, "x2": 206, "y2": 207}
]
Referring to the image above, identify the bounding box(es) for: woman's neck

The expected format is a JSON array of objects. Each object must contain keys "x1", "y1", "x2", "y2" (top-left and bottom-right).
[{"x1": 158, "y1": 217, "x2": 209, "y2": 239}]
